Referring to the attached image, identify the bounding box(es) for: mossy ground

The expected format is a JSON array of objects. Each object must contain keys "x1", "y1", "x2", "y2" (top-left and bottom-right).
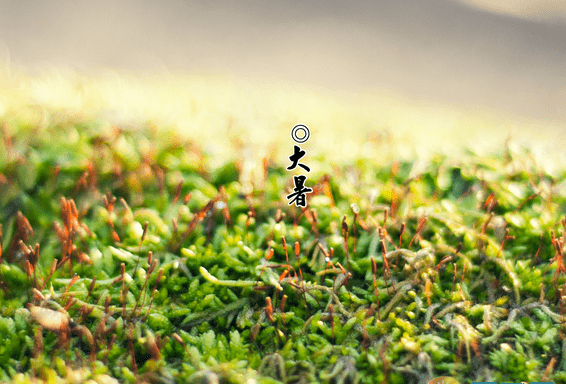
[{"x1": 1, "y1": 71, "x2": 566, "y2": 384}]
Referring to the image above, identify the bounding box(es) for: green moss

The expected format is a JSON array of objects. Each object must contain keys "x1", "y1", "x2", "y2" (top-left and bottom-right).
[{"x1": 1, "y1": 91, "x2": 566, "y2": 384}]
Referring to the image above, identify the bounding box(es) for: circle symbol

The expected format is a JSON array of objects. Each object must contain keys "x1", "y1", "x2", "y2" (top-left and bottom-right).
[{"x1": 291, "y1": 124, "x2": 310, "y2": 144}]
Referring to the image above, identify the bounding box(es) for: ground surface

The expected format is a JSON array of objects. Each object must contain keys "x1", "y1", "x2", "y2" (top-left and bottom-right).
[{"x1": 1, "y1": 71, "x2": 566, "y2": 384}]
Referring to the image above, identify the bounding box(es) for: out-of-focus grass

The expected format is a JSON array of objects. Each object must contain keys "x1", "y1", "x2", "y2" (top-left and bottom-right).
[{"x1": 1, "y1": 66, "x2": 564, "y2": 170}]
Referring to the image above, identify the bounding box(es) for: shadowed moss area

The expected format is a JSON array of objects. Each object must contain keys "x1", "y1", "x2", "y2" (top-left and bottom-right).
[{"x1": 2, "y1": 92, "x2": 566, "y2": 384}]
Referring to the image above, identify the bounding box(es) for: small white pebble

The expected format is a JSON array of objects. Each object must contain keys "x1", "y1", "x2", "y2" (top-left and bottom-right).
[
  {"x1": 350, "y1": 203, "x2": 360, "y2": 214},
  {"x1": 29, "y1": 305, "x2": 68, "y2": 333}
]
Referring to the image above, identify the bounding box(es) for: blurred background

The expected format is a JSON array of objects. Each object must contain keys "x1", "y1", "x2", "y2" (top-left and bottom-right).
[{"x1": 0, "y1": 0, "x2": 564, "y2": 165}]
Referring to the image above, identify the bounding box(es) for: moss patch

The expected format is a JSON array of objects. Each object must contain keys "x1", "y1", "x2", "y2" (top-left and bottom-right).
[{"x1": 1, "y1": 88, "x2": 566, "y2": 384}]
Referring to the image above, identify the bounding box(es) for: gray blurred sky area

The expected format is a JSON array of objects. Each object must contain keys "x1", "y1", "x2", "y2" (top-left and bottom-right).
[{"x1": 0, "y1": 0, "x2": 565, "y2": 123}]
